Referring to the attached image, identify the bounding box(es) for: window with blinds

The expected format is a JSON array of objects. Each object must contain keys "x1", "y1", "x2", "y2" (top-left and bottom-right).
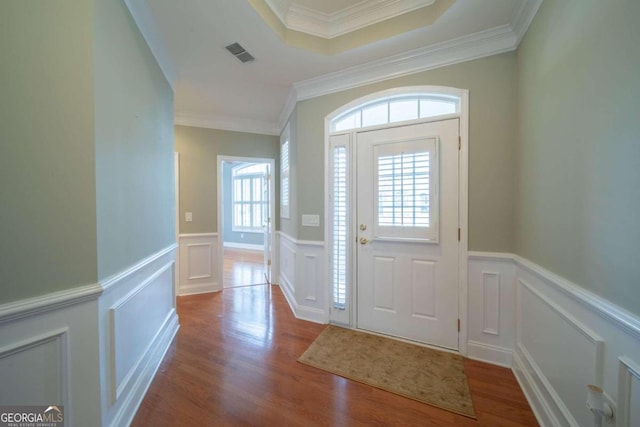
[
  {"x1": 331, "y1": 145, "x2": 347, "y2": 309},
  {"x1": 374, "y1": 138, "x2": 439, "y2": 241},
  {"x1": 280, "y1": 124, "x2": 290, "y2": 219},
  {"x1": 377, "y1": 151, "x2": 430, "y2": 228},
  {"x1": 232, "y1": 163, "x2": 268, "y2": 232}
]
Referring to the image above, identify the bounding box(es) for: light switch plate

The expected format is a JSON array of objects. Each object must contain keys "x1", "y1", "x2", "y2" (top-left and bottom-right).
[
  {"x1": 185, "y1": 212, "x2": 193, "y2": 222},
  {"x1": 301, "y1": 214, "x2": 320, "y2": 227}
]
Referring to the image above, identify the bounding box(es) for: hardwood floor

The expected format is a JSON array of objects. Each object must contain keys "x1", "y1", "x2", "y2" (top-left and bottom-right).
[
  {"x1": 132, "y1": 285, "x2": 538, "y2": 426},
  {"x1": 223, "y1": 248, "x2": 265, "y2": 288}
]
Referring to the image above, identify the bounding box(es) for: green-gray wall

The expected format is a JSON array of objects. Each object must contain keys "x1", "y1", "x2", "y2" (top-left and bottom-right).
[
  {"x1": 94, "y1": 0, "x2": 175, "y2": 280},
  {"x1": 293, "y1": 52, "x2": 518, "y2": 250},
  {"x1": 0, "y1": 0, "x2": 97, "y2": 304},
  {"x1": 0, "y1": 0, "x2": 175, "y2": 303},
  {"x1": 515, "y1": 0, "x2": 640, "y2": 316},
  {"x1": 175, "y1": 126, "x2": 280, "y2": 234}
]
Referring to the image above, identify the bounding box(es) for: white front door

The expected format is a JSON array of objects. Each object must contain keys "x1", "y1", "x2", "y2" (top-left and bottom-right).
[{"x1": 356, "y1": 119, "x2": 459, "y2": 350}]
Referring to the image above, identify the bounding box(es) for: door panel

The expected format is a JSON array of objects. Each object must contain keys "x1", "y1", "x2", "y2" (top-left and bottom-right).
[
  {"x1": 373, "y1": 256, "x2": 396, "y2": 311},
  {"x1": 411, "y1": 259, "x2": 436, "y2": 318},
  {"x1": 356, "y1": 119, "x2": 459, "y2": 350}
]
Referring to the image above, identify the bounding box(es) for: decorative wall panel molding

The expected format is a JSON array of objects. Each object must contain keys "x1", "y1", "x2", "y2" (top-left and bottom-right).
[
  {"x1": 0, "y1": 295, "x2": 102, "y2": 424},
  {"x1": 0, "y1": 328, "x2": 68, "y2": 407},
  {"x1": 468, "y1": 251, "x2": 640, "y2": 427},
  {"x1": 482, "y1": 271, "x2": 500, "y2": 335},
  {"x1": 178, "y1": 233, "x2": 220, "y2": 295},
  {"x1": 98, "y1": 244, "x2": 178, "y2": 427},
  {"x1": 276, "y1": 232, "x2": 327, "y2": 323},
  {"x1": 467, "y1": 253, "x2": 516, "y2": 367}
]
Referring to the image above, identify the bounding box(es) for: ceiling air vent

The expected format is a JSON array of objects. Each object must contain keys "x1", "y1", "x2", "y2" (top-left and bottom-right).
[{"x1": 225, "y1": 42, "x2": 255, "y2": 63}]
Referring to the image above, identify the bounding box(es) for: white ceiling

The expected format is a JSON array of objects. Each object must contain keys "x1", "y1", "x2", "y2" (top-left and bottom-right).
[{"x1": 125, "y1": 0, "x2": 542, "y2": 135}]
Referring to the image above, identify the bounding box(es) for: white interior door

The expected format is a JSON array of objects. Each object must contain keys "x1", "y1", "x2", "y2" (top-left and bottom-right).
[{"x1": 356, "y1": 119, "x2": 459, "y2": 350}]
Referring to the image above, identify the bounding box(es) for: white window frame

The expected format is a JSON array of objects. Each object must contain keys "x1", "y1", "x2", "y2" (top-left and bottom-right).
[
  {"x1": 331, "y1": 93, "x2": 459, "y2": 132},
  {"x1": 328, "y1": 135, "x2": 351, "y2": 319},
  {"x1": 280, "y1": 123, "x2": 291, "y2": 219},
  {"x1": 231, "y1": 165, "x2": 268, "y2": 233},
  {"x1": 373, "y1": 137, "x2": 439, "y2": 242}
]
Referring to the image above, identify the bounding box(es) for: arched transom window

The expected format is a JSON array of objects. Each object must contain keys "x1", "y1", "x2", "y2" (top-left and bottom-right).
[{"x1": 331, "y1": 94, "x2": 459, "y2": 132}]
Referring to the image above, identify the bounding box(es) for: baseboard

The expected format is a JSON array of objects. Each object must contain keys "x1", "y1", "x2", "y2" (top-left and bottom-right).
[
  {"x1": 178, "y1": 282, "x2": 219, "y2": 296},
  {"x1": 512, "y1": 345, "x2": 558, "y2": 427},
  {"x1": 109, "y1": 310, "x2": 179, "y2": 427},
  {"x1": 466, "y1": 340, "x2": 512, "y2": 368}
]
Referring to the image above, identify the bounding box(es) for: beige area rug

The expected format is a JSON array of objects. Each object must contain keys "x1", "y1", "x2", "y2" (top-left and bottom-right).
[{"x1": 298, "y1": 325, "x2": 476, "y2": 418}]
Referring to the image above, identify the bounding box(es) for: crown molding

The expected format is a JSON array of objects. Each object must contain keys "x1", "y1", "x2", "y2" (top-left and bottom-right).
[
  {"x1": 276, "y1": 0, "x2": 542, "y2": 132},
  {"x1": 293, "y1": 24, "x2": 517, "y2": 101},
  {"x1": 511, "y1": 0, "x2": 543, "y2": 44},
  {"x1": 264, "y1": 0, "x2": 291, "y2": 25},
  {"x1": 284, "y1": 0, "x2": 435, "y2": 39},
  {"x1": 175, "y1": 112, "x2": 280, "y2": 136},
  {"x1": 124, "y1": 0, "x2": 176, "y2": 90},
  {"x1": 278, "y1": 88, "x2": 299, "y2": 133}
]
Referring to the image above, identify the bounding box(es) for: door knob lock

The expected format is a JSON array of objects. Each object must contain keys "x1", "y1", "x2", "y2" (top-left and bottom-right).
[{"x1": 359, "y1": 237, "x2": 370, "y2": 245}]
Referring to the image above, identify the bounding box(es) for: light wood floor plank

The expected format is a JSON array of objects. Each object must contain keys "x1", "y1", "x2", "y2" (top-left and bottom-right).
[{"x1": 223, "y1": 248, "x2": 265, "y2": 288}]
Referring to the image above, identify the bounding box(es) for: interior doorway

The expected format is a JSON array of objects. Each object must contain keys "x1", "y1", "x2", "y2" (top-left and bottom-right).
[{"x1": 218, "y1": 156, "x2": 275, "y2": 289}]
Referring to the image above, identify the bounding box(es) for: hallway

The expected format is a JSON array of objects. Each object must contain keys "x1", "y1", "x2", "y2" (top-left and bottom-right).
[{"x1": 132, "y1": 285, "x2": 537, "y2": 426}]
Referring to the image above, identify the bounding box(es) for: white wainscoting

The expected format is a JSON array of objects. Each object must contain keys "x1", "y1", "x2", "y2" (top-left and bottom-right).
[
  {"x1": 469, "y1": 252, "x2": 640, "y2": 427},
  {"x1": 178, "y1": 233, "x2": 220, "y2": 295},
  {"x1": 98, "y1": 244, "x2": 178, "y2": 427},
  {"x1": 276, "y1": 232, "x2": 327, "y2": 324},
  {"x1": 0, "y1": 285, "x2": 103, "y2": 426},
  {"x1": 467, "y1": 253, "x2": 517, "y2": 367},
  {"x1": 618, "y1": 357, "x2": 640, "y2": 427}
]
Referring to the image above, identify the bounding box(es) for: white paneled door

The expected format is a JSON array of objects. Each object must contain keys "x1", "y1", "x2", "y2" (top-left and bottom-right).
[{"x1": 356, "y1": 119, "x2": 460, "y2": 349}]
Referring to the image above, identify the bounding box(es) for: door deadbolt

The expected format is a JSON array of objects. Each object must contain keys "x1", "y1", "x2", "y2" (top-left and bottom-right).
[{"x1": 359, "y1": 224, "x2": 367, "y2": 231}]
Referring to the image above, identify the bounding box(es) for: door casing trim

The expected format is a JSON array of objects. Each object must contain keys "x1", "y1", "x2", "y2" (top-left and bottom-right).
[
  {"x1": 323, "y1": 85, "x2": 469, "y2": 355},
  {"x1": 216, "y1": 155, "x2": 276, "y2": 289}
]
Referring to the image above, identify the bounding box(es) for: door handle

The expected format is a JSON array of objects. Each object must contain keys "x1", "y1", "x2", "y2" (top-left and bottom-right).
[{"x1": 359, "y1": 237, "x2": 370, "y2": 245}]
